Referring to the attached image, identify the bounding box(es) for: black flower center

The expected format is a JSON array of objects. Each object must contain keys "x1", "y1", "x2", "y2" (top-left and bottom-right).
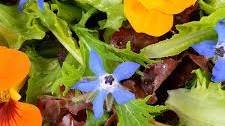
[
  {"x1": 215, "y1": 46, "x2": 225, "y2": 57},
  {"x1": 104, "y1": 75, "x2": 115, "y2": 85}
]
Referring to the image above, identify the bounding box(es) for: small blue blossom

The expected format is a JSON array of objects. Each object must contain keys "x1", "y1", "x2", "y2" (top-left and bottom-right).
[
  {"x1": 192, "y1": 20, "x2": 225, "y2": 83},
  {"x1": 18, "y1": 0, "x2": 44, "y2": 11},
  {"x1": 71, "y1": 50, "x2": 140, "y2": 119}
]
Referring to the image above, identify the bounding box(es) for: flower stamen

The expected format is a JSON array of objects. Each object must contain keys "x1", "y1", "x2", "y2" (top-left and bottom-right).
[
  {"x1": 104, "y1": 75, "x2": 115, "y2": 85},
  {"x1": 99, "y1": 74, "x2": 119, "y2": 92},
  {"x1": 0, "y1": 90, "x2": 10, "y2": 103},
  {"x1": 215, "y1": 43, "x2": 225, "y2": 58}
]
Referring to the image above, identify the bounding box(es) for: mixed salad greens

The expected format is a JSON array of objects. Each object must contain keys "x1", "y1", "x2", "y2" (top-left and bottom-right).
[{"x1": 1, "y1": 0, "x2": 225, "y2": 126}]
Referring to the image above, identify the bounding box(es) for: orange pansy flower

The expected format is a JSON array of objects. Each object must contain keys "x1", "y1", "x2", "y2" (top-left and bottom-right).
[
  {"x1": 124, "y1": 0, "x2": 197, "y2": 36},
  {"x1": 0, "y1": 46, "x2": 42, "y2": 126}
]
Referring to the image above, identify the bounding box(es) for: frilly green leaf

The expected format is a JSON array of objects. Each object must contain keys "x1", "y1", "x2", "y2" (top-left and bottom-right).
[
  {"x1": 25, "y1": 2, "x2": 83, "y2": 64},
  {"x1": 0, "y1": 4, "x2": 45, "y2": 49},
  {"x1": 74, "y1": 0, "x2": 124, "y2": 30},
  {"x1": 166, "y1": 69, "x2": 225, "y2": 126},
  {"x1": 199, "y1": 0, "x2": 225, "y2": 14},
  {"x1": 116, "y1": 97, "x2": 168, "y2": 126}
]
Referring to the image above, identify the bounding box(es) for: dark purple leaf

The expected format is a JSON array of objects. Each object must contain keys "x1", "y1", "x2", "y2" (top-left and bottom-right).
[
  {"x1": 37, "y1": 95, "x2": 91, "y2": 125},
  {"x1": 110, "y1": 27, "x2": 159, "y2": 52},
  {"x1": 141, "y1": 58, "x2": 179, "y2": 93}
]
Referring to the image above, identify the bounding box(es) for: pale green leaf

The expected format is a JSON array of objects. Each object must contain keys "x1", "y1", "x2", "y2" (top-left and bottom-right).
[
  {"x1": 166, "y1": 69, "x2": 225, "y2": 126},
  {"x1": 199, "y1": 0, "x2": 225, "y2": 14},
  {"x1": 0, "y1": 4, "x2": 45, "y2": 49}
]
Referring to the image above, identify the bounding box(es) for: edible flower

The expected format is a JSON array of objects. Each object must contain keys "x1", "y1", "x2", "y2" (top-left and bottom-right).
[
  {"x1": 192, "y1": 20, "x2": 225, "y2": 82},
  {"x1": 71, "y1": 50, "x2": 140, "y2": 119},
  {"x1": 0, "y1": 46, "x2": 42, "y2": 126},
  {"x1": 18, "y1": 0, "x2": 44, "y2": 11},
  {"x1": 124, "y1": 0, "x2": 197, "y2": 36}
]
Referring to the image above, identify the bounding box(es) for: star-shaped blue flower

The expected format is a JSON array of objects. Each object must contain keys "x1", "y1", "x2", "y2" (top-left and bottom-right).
[
  {"x1": 71, "y1": 50, "x2": 140, "y2": 119},
  {"x1": 192, "y1": 20, "x2": 225, "y2": 83},
  {"x1": 18, "y1": 0, "x2": 44, "y2": 11}
]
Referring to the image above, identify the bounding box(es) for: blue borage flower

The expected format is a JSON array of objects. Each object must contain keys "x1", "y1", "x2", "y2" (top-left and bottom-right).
[
  {"x1": 192, "y1": 20, "x2": 225, "y2": 82},
  {"x1": 18, "y1": 0, "x2": 44, "y2": 11},
  {"x1": 71, "y1": 50, "x2": 140, "y2": 119}
]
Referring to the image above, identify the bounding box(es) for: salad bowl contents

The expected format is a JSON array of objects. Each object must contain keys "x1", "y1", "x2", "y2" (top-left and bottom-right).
[{"x1": 0, "y1": 0, "x2": 225, "y2": 126}]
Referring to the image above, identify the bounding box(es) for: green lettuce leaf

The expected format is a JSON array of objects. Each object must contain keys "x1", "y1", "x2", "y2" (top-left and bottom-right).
[
  {"x1": 0, "y1": 4, "x2": 45, "y2": 49},
  {"x1": 26, "y1": 48, "x2": 61, "y2": 103},
  {"x1": 73, "y1": 8, "x2": 152, "y2": 72},
  {"x1": 74, "y1": 0, "x2": 124, "y2": 30},
  {"x1": 50, "y1": 37, "x2": 90, "y2": 95},
  {"x1": 116, "y1": 97, "x2": 167, "y2": 126},
  {"x1": 51, "y1": 0, "x2": 82, "y2": 23},
  {"x1": 50, "y1": 54, "x2": 85, "y2": 94},
  {"x1": 199, "y1": 0, "x2": 225, "y2": 14},
  {"x1": 73, "y1": 26, "x2": 153, "y2": 67},
  {"x1": 25, "y1": 2, "x2": 83, "y2": 65},
  {"x1": 141, "y1": 7, "x2": 225, "y2": 58},
  {"x1": 86, "y1": 110, "x2": 109, "y2": 126},
  {"x1": 166, "y1": 69, "x2": 225, "y2": 126}
]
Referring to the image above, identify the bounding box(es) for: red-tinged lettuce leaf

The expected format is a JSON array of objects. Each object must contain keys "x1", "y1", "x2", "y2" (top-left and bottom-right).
[
  {"x1": 104, "y1": 111, "x2": 117, "y2": 126},
  {"x1": 113, "y1": 52, "x2": 212, "y2": 105},
  {"x1": 122, "y1": 80, "x2": 146, "y2": 98},
  {"x1": 139, "y1": 52, "x2": 212, "y2": 104},
  {"x1": 142, "y1": 58, "x2": 179, "y2": 93},
  {"x1": 162, "y1": 53, "x2": 212, "y2": 90},
  {"x1": 110, "y1": 27, "x2": 159, "y2": 53},
  {"x1": 187, "y1": 53, "x2": 213, "y2": 72},
  {"x1": 174, "y1": 3, "x2": 199, "y2": 25},
  {"x1": 38, "y1": 95, "x2": 91, "y2": 126},
  {"x1": 58, "y1": 114, "x2": 84, "y2": 126}
]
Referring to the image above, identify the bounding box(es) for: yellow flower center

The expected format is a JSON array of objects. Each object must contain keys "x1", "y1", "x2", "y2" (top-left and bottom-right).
[
  {"x1": 0, "y1": 88, "x2": 21, "y2": 103},
  {"x1": 0, "y1": 90, "x2": 10, "y2": 103}
]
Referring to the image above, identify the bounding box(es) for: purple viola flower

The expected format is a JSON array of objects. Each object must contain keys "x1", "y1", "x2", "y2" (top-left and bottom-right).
[
  {"x1": 71, "y1": 50, "x2": 140, "y2": 119},
  {"x1": 18, "y1": 0, "x2": 44, "y2": 11},
  {"x1": 192, "y1": 20, "x2": 225, "y2": 83}
]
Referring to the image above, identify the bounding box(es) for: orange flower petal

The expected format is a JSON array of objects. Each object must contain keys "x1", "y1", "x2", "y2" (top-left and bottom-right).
[
  {"x1": 0, "y1": 100, "x2": 42, "y2": 126},
  {"x1": 138, "y1": 0, "x2": 197, "y2": 14},
  {"x1": 0, "y1": 46, "x2": 31, "y2": 90},
  {"x1": 124, "y1": 0, "x2": 173, "y2": 36}
]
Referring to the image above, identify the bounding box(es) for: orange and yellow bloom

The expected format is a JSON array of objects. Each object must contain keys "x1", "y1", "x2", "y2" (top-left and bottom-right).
[
  {"x1": 124, "y1": 0, "x2": 197, "y2": 36},
  {"x1": 0, "y1": 46, "x2": 42, "y2": 126}
]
